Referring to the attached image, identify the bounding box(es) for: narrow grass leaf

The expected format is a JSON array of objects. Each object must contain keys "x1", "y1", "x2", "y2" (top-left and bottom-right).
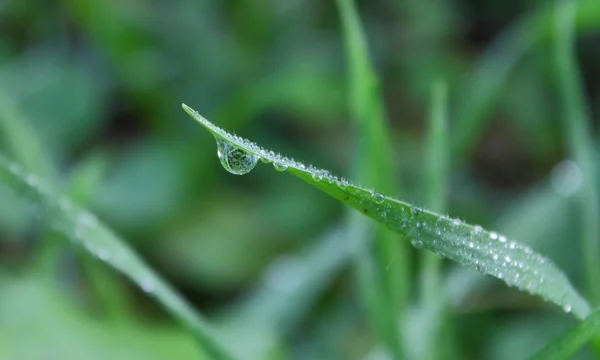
[
  {"x1": 184, "y1": 104, "x2": 591, "y2": 319},
  {"x1": 529, "y1": 308, "x2": 600, "y2": 360},
  {"x1": 336, "y1": 0, "x2": 407, "y2": 356},
  {"x1": 453, "y1": 0, "x2": 600, "y2": 158},
  {"x1": 0, "y1": 91, "x2": 53, "y2": 179},
  {"x1": 553, "y1": 0, "x2": 600, "y2": 306},
  {"x1": 416, "y1": 80, "x2": 450, "y2": 360},
  {"x1": 0, "y1": 155, "x2": 237, "y2": 360},
  {"x1": 422, "y1": 80, "x2": 449, "y2": 301}
]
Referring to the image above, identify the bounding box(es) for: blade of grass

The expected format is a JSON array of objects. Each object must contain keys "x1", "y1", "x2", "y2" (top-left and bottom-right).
[
  {"x1": 418, "y1": 80, "x2": 449, "y2": 360},
  {"x1": 336, "y1": 0, "x2": 408, "y2": 356},
  {"x1": 422, "y1": 80, "x2": 449, "y2": 303},
  {"x1": 227, "y1": 225, "x2": 351, "y2": 330},
  {"x1": 0, "y1": 91, "x2": 53, "y2": 179},
  {"x1": 553, "y1": 0, "x2": 600, "y2": 306},
  {"x1": 184, "y1": 103, "x2": 591, "y2": 319},
  {"x1": 529, "y1": 308, "x2": 600, "y2": 360},
  {"x1": 66, "y1": 153, "x2": 132, "y2": 321},
  {"x1": 453, "y1": 0, "x2": 600, "y2": 158},
  {"x1": 0, "y1": 155, "x2": 237, "y2": 360}
]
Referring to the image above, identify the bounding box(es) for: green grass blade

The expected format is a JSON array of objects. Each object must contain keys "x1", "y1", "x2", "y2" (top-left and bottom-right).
[
  {"x1": 553, "y1": 0, "x2": 600, "y2": 306},
  {"x1": 335, "y1": 0, "x2": 407, "y2": 356},
  {"x1": 417, "y1": 80, "x2": 449, "y2": 360},
  {"x1": 422, "y1": 80, "x2": 449, "y2": 301},
  {"x1": 183, "y1": 104, "x2": 591, "y2": 319},
  {"x1": 453, "y1": 0, "x2": 600, "y2": 158},
  {"x1": 0, "y1": 91, "x2": 53, "y2": 179},
  {"x1": 529, "y1": 308, "x2": 600, "y2": 360},
  {"x1": 228, "y1": 225, "x2": 351, "y2": 329},
  {"x1": 0, "y1": 155, "x2": 237, "y2": 360}
]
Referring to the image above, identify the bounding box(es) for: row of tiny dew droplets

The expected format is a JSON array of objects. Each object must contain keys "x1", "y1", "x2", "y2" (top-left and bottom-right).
[
  {"x1": 3, "y1": 160, "x2": 156, "y2": 294},
  {"x1": 185, "y1": 106, "x2": 583, "y2": 317},
  {"x1": 390, "y1": 203, "x2": 580, "y2": 315},
  {"x1": 189, "y1": 104, "x2": 352, "y2": 187}
]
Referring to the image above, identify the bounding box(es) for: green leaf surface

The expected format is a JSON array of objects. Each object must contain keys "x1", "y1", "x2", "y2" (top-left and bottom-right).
[
  {"x1": 0, "y1": 155, "x2": 236, "y2": 360},
  {"x1": 183, "y1": 104, "x2": 591, "y2": 319}
]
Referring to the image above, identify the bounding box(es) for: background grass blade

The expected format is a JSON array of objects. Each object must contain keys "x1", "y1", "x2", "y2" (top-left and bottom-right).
[
  {"x1": 336, "y1": 0, "x2": 407, "y2": 356},
  {"x1": 0, "y1": 91, "x2": 53, "y2": 179},
  {"x1": 422, "y1": 80, "x2": 449, "y2": 303},
  {"x1": 529, "y1": 308, "x2": 600, "y2": 360},
  {"x1": 0, "y1": 156, "x2": 236, "y2": 360},
  {"x1": 417, "y1": 80, "x2": 450, "y2": 360},
  {"x1": 553, "y1": 0, "x2": 600, "y2": 306},
  {"x1": 183, "y1": 104, "x2": 591, "y2": 320},
  {"x1": 452, "y1": 0, "x2": 600, "y2": 158}
]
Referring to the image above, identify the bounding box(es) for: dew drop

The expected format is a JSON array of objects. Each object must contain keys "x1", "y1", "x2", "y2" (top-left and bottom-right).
[
  {"x1": 498, "y1": 235, "x2": 507, "y2": 243},
  {"x1": 215, "y1": 138, "x2": 258, "y2": 175},
  {"x1": 411, "y1": 239, "x2": 424, "y2": 249},
  {"x1": 489, "y1": 232, "x2": 499, "y2": 240},
  {"x1": 563, "y1": 304, "x2": 572, "y2": 313},
  {"x1": 373, "y1": 193, "x2": 385, "y2": 204},
  {"x1": 97, "y1": 248, "x2": 110, "y2": 261},
  {"x1": 140, "y1": 278, "x2": 155, "y2": 293},
  {"x1": 26, "y1": 174, "x2": 39, "y2": 187},
  {"x1": 273, "y1": 162, "x2": 288, "y2": 172}
]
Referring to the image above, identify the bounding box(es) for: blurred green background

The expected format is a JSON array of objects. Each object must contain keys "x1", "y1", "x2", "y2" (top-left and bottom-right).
[{"x1": 1, "y1": 0, "x2": 600, "y2": 359}]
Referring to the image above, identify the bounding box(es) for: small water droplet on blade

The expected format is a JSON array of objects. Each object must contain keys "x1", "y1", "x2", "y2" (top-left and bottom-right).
[
  {"x1": 273, "y1": 162, "x2": 288, "y2": 172},
  {"x1": 140, "y1": 279, "x2": 155, "y2": 293},
  {"x1": 411, "y1": 239, "x2": 424, "y2": 249},
  {"x1": 215, "y1": 137, "x2": 258, "y2": 175}
]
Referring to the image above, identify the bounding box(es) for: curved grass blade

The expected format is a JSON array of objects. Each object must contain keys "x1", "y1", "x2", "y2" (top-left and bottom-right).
[
  {"x1": 529, "y1": 308, "x2": 600, "y2": 360},
  {"x1": 183, "y1": 104, "x2": 591, "y2": 319},
  {"x1": 0, "y1": 155, "x2": 236, "y2": 360},
  {"x1": 553, "y1": 0, "x2": 600, "y2": 306}
]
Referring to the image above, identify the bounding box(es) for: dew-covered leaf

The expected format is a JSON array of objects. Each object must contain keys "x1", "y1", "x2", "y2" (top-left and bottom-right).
[
  {"x1": 0, "y1": 155, "x2": 236, "y2": 360},
  {"x1": 183, "y1": 104, "x2": 591, "y2": 319}
]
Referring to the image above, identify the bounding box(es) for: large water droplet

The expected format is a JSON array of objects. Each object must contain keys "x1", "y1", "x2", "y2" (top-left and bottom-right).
[
  {"x1": 216, "y1": 138, "x2": 258, "y2": 175},
  {"x1": 273, "y1": 162, "x2": 288, "y2": 172}
]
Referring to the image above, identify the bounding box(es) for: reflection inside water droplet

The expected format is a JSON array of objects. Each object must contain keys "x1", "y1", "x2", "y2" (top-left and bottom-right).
[
  {"x1": 273, "y1": 162, "x2": 288, "y2": 172},
  {"x1": 373, "y1": 193, "x2": 384, "y2": 204},
  {"x1": 215, "y1": 137, "x2": 258, "y2": 175}
]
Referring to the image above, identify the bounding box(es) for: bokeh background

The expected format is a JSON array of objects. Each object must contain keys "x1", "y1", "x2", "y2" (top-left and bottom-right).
[{"x1": 1, "y1": 0, "x2": 600, "y2": 359}]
